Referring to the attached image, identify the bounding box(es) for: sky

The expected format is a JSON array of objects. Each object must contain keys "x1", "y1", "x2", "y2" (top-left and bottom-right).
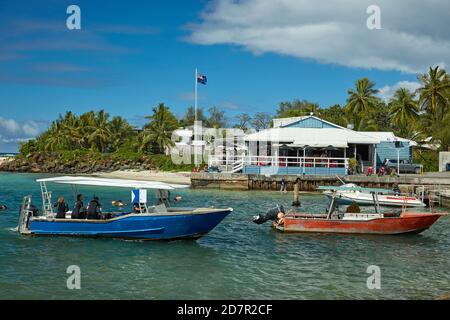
[{"x1": 0, "y1": 0, "x2": 449, "y2": 152}]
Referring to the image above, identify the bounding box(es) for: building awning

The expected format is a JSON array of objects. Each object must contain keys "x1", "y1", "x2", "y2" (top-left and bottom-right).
[
  {"x1": 361, "y1": 131, "x2": 418, "y2": 146},
  {"x1": 245, "y1": 128, "x2": 380, "y2": 147}
]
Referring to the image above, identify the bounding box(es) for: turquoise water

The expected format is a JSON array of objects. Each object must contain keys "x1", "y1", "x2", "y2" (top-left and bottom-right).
[{"x1": 0, "y1": 172, "x2": 449, "y2": 300}]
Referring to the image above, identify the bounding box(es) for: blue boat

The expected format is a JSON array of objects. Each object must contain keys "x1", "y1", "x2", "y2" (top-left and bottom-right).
[{"x1": 18, "y1": 176, "x2": 232, "y2": 240}]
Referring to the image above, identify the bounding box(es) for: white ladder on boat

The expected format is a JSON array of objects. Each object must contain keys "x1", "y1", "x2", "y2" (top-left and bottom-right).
[
  {"x1": 18, "y1": 196, "x2": 32, "y2": 234},
  {"x1": 40, "y1": 182, "x2": 53, "y2": 217}
]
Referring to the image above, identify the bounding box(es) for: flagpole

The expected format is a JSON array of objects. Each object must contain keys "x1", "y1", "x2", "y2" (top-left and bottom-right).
[
  {"x1": 194, "y1": 68, "x2": 198, "y2": 166},
  {"x1": 195, "y1": 68, "x2": 198, "y2": 123}
]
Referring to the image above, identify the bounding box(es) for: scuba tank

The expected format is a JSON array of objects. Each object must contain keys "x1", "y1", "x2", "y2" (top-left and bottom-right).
[{"x1": 252, "y1": 205, "x2": 285, "y2": 224}]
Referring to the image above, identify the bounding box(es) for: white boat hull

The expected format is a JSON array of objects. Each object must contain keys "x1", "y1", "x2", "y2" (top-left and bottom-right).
[{"x1": 324, "y1": 184, "x2": 426, "y2": 208}]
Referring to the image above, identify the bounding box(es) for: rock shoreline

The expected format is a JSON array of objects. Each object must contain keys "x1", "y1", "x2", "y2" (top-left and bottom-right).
[{"x1": 0, "y1": 152, "x2": 164, "y2": 174}]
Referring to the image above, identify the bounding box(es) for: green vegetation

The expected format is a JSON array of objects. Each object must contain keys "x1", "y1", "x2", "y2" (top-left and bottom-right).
[
  {"x1": 17, "y1": 104, "x2": 191, "y2": 172},
  {"x1": 273, "y1": 66, "x2": 450, "y2": 168},
  {"x1": 11, "y1": 65, "x2": 450, "y2": 173}
]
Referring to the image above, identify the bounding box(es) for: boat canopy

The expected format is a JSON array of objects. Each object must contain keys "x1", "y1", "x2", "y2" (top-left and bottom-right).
[
  {"x1": 36, "y1": 176, "x2": 189, "y2": 190},
  {"x1": 317, "y1": 186, "x2": 393, "y2": 194}
]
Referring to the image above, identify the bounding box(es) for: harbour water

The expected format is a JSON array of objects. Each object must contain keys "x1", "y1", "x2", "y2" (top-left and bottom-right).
[{"x1": 0, "y1": 173, "x2": 449, "y2": 299}]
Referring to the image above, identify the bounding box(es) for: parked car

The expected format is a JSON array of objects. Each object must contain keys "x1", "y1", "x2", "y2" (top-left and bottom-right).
[{"x1": 384, "y1": 159, "x2": 422, "y2": 174}]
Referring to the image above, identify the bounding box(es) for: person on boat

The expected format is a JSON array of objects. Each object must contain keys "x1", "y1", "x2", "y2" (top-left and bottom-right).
[
  {"x1": 174, "y1": 195, "x2": 182, "y2": 203},
  {"x1": 54, "y1": 196, "x2": 69, "y2": 219},
  {"x1": 87, "y1": 196, "x2": 102, "y2": 220},
  {"x1": 72, "y1": 194, "x2": 85, "y2": 219},
  {"x1": 346, "y1": 201, "x2": 361, "y2": 213},
  {"x1": 253, "y1": 205, "x2": 285, "y2": 225},
  {"x1": 392, "y1": 184, "x2": 401, "y2": 195},
  {"x1": 133, "y1": 202, "x2": 141, "y2": 213},
  {"x1": 156, "y1": 189, "x2": 170, "y2": 206}
]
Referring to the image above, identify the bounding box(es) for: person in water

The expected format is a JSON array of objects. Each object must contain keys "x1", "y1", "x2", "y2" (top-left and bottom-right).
[
  {"x1": 87, "y1": 196, "x2": 102, "y2": 220},
  {"x1": 72, "y1": 194, "x2": 85, "y2": 219},
  {"x1": 54, "y1": 196, "x2": 69, "y2": 219},
  {"x1": 0, "y1": 204, "x2": 7, "y2": 211}
]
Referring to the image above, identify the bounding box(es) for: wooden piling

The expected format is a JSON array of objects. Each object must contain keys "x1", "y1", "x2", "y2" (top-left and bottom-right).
[{"x1": 292, "y1": 180, "x2": 301, "y2": 206}]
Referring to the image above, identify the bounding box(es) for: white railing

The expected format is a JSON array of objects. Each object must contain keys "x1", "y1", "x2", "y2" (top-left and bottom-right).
[{"x1": 208, "y1": 155, "x2": 348, "y2": 173}]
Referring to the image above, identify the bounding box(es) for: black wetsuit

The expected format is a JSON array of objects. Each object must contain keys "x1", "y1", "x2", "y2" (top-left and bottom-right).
[
  {"x1": 72, "y1": 200, "x2": 85, "y2": 219},
  {"x1": 54, "y1": 202, "x2": 69, "y2": 219},
  {"x1": 87, "y1": 200, "x2": 101, "y2": 220}
]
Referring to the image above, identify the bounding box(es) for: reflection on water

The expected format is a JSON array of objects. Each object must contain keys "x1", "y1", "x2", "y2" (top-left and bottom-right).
[{"x1": 0, "y1": 172, "x2": 449, "y2": 299}]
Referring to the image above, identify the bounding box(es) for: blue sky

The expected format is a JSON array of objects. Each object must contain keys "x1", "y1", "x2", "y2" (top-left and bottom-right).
[{"x1": 1, "y1": 0, "x2": 448, "y2": 152}]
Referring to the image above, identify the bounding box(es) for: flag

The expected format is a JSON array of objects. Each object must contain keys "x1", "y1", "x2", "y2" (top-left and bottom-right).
[{"x1": 197, "y1": 73, "x2": 207, "y2": 85}]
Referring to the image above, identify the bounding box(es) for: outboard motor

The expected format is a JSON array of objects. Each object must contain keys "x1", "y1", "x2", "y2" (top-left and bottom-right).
[{"x1": 253, "y1": 205, "x2": 285, "y2": 224}]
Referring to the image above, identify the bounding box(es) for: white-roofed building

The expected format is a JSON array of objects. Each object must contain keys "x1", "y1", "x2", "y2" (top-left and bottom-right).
[{"x1": 208, "y1": 115, "x2": 417, "y2": 175}]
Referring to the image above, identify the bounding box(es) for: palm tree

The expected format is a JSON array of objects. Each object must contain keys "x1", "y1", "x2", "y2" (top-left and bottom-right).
[
  {"x1": 141, "y1": 103, "x2": 179, "y2": 154},
  {"x1": 86, "y1": 110, "x2": 112, "y2": 153},
  {"x1": 43, "y1": 121, "x2": 67, "y2": 151},
  {"x1": 389, "y1": 88, "x2": 419, "y2": 137},
  {"x1": 60, "y1": 111, "x2": 83, "y2": 149},
  {"x1": 344, "y1": 78, "x2": 379, "y2": 115},
  {"x1": 417, "y1": 66, "x2": 450, "y2": 120},
  {"x1": 109, "y1": 116, "x2": 134, "y2": 151}
]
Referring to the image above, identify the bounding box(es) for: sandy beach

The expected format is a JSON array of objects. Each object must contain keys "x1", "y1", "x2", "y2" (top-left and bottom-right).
[
  {"x1": 0, "y1": 157, "x2": 13, "y2": 166},
  {"x1": 93, "y1": 170, "x2": 191, "y2": 185}
]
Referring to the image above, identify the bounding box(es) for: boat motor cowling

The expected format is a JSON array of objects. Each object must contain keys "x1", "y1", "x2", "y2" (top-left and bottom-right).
[{"x1": 253, "y1": 205, "x2": 285, "y2": 224}]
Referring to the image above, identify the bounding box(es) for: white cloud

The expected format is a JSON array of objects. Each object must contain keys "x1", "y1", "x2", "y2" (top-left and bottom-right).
[
  {"x1": 187, "y1": 0, "x2": 450, "y2": 73},
  {"x1": 0, "y1": 118, "x2": 40, "y2": 143},
  {"x1": 0, "y1": 117, "x2": 20, "y2": 133},
  {"x1": 377, "y1": 81, "x2": 421, "y2": 102}
]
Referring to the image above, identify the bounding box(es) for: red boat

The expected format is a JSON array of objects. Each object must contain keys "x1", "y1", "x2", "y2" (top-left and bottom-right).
[
  {"x1": 254, "y1": 186, "x2": 446, "y2": 235},
  {"x1": 276, "y1": 211, "x2": 444, "y2": 235}
]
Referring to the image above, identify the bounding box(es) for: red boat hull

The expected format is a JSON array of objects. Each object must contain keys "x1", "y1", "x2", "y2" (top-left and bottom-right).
[{"x1": 277, "y1": 213, "x2": 444, "y2": 235}]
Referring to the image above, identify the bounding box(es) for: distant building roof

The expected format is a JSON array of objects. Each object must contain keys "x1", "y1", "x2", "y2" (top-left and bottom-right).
[{"x1": 273, "y1": 115, "x2": 345, "y2": 129}]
